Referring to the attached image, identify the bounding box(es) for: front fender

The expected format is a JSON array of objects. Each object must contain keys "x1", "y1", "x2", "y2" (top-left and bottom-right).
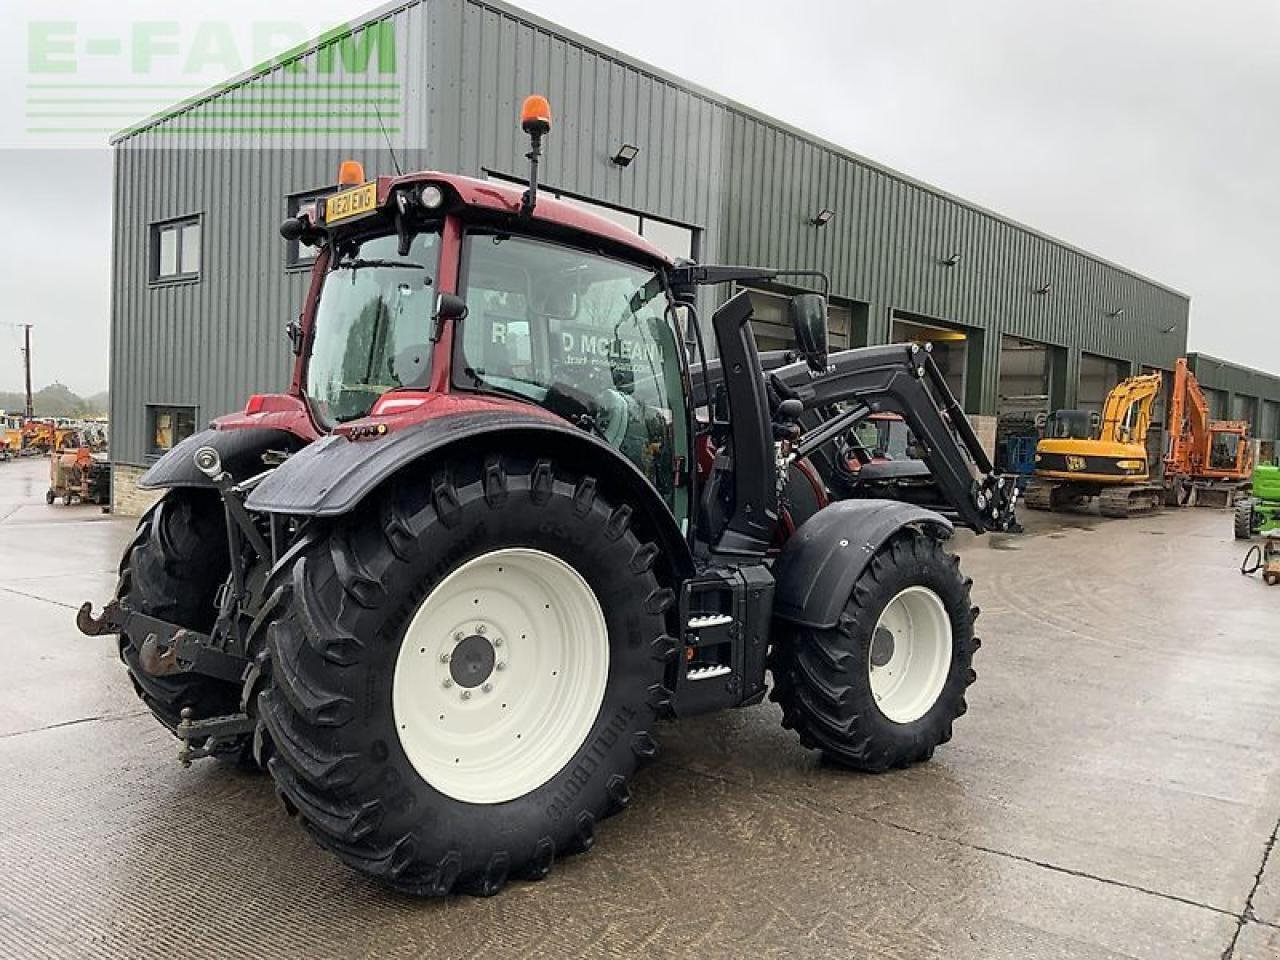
[
  {"x1": 138, "y1": 427, "x2": 307, "y2": 490},
  {"x1": 772, "y1": 499, "x2": 952, "y2": 629},
  {"x1": 244, "y1": 409, "x2": 695, "y2": 578}
]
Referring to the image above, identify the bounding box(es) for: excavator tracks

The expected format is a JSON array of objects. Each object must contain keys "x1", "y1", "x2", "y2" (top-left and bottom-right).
[
  {"x1": 1023, "y1": 480, "x2": 1089, "y2": 513},
  {"x1": 1025, "y1": 479, "x2": 1161, "y2": 517},
  {"x1": 1097, "y1": 485, "x2": 1163, "y2": 518},
  {"x1": 1022, "y1": 480, "x2": 1056, "y2": 511}
]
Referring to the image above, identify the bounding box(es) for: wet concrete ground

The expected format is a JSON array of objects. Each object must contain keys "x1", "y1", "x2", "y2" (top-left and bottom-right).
[{"x1": 0, "y1": 455, "x2": 1275, "y2": 959}]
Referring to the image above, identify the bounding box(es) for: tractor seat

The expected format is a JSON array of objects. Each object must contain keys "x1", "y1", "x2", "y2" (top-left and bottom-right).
[{"x1": 855, "y1": 459, "x2": 932, "y2": 482}]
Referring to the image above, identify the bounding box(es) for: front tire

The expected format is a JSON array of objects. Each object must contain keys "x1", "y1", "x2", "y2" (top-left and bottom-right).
[
  {"x1": 259, "y1": 456, "x2": 673, "y2": 896},
  {"x1": 1235, "y1": 499, "x2": 1255, "y2": 540},
  {"x1": 770, "y1": 529, "x2": 978, "y2": 771}
]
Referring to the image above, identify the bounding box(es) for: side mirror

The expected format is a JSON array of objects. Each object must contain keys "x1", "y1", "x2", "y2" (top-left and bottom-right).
[
  {"x1": 286, "y1": 319, "x2": 304, "y2": 356},
  {"x1": 789, "y1": 293, "x2": 829, "y2": 375},
  {"x1": 431, "y1": 293, "x2": 468, "y2": 343}
]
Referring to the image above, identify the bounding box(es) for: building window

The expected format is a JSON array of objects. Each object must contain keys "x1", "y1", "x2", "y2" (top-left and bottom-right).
[
  {"x1": 151, "y1": 216, "x2": 201, "y2": 282},
  {"x1": 147, "y1": 405, "x2": 197, "y2": 458},
  {"x1": 286, "y1": 189, "x2": 328, "y2": 269}
]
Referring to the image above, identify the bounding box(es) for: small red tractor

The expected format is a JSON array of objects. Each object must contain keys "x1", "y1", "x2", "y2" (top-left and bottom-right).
[{"x1": 81, "y1": 96, "x2": 1016, "y2": 896}]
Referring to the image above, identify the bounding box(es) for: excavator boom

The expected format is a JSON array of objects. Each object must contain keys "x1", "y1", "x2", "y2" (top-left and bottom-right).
[
  {"x1": 1163, "y1": 358, "x2": 1251, "y2": 503},
  {"x1": 1098, "y1": 373, "x2": 1163, "y2": 445}
]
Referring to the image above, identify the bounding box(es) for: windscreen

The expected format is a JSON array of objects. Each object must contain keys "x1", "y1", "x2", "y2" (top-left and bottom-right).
[
  {"x1": 306, "y1": 231, "x2": 440, "y2": 425},
  {"x1": 1210, "y1": 431, "x2": 1241, "y2": 470},
  {"x1": 1050, "y1": 410, "x2": 1094, "y2": 439},
  {"x1": 454, "y1": 232, "x2": 687, "y2": 512}
]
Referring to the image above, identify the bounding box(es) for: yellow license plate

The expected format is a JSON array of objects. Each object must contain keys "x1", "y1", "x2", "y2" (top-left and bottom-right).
[{"x1": 325, "y1": 183, "x2": 378, "y2": 224}]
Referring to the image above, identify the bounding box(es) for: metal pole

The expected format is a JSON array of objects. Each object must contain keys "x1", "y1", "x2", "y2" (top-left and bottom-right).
[{"x1": 21, "y1": 324, "x2": 32, "y2": 420}]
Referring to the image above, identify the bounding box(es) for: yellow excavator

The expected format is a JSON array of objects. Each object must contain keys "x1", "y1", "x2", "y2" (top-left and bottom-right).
[{"x1": 1024, "y1": 372, "x2": 1165, "y2": 517}]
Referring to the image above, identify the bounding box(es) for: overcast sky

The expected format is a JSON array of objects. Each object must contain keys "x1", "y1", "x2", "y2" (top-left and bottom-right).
[{"x1": 2, "y1": 0, "x2": 1277, "y2": 395}]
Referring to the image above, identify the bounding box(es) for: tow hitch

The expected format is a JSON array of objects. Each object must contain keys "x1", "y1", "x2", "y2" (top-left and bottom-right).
[
  {"x1": 77, "y1": 600, "x2": 251, "y2": 683},
  {"x1": 176, "y1": 708, "x2": 257, "y2": 767}
]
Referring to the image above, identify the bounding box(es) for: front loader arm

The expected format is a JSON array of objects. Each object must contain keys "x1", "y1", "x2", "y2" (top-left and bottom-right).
[
  {"x1": 694, "y1": 344, "x2": 1017, "y2": 532},
  {"x1": 769, "y1": 344, "x2": 1016, "y2": 532}
]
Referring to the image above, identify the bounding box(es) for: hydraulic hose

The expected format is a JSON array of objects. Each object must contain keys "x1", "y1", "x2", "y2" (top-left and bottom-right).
[{"x1": 1241, "y1": 544, "x2": 1263, "y2": 576}]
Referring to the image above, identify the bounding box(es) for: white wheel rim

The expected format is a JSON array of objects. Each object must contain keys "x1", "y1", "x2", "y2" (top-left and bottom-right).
[
  {"x1": 392, "y1": 548, "x2": 609, "y2": 804},
  {"x1": 868, "y1": 586, "x2": 953, "y2": 724}
]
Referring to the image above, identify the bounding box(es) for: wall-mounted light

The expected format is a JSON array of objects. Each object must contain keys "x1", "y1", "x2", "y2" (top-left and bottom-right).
[
  {"x1": 1035, "y1": 282, "x2": 1053, "y2": 295},
  {"x1": 810, "y1": 208, "x2": 836, "y2": 227},
  {"x1": 1109, "y1": 307, "x2": 1126, "y2": 318},
  {"x1": 942, "y1": 252, "x2": 962, "y2": 267},
  {"x1": 611, "y1": 143, "x2": 640, "y2": 167}
]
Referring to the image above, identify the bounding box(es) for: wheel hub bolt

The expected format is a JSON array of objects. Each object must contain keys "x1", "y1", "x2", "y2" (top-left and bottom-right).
[
  {"x1": 460, "y1": 690, "x2": 472, "y2": 701},
  {"x1": 493, "y1": 637, "x2": 503, "y2": 647},
  {"x1": 476, "y1": 624, "x2": 487, "y2": 635},
  {"x1": 453, "y1": 632, "x2": 464, "y2": 643},
  {"x1": 496, "y1": 661, "x2": 507, "y2": 671},
  {"x1": 482, "y1": 682, "x2": 493, "y2": 693},
  {"x1": 439, "y1": 653, "x2": 450, "y2": 663},
  {"x1": 442, "y1": 678, "x2": 453, "y2": 689}
]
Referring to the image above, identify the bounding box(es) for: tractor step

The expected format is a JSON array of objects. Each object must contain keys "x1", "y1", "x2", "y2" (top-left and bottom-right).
[
  {"x1": 686, "y1": 664, "x2": 733, "y2": 681},
  {"x1": 687, "y1": 613, "x2": 734, "y2": 629},
  {"x1": 671, "y1": 565, "x2": 774, "y2": 716}
]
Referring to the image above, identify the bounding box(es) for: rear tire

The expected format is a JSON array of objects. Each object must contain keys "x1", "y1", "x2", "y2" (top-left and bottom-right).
[
  {"x1": 770, "y1": 529, "x2": 978, "y2": 771},
  {"x1": 259, "y1": 456, "x2": 673, "y2": 896},
  {"x1": 1235, "y1": 499, "x2": 1255, "y2": 540},
  {"x1": 116, "y1": 490, "x2": 241, "y2": 736}
]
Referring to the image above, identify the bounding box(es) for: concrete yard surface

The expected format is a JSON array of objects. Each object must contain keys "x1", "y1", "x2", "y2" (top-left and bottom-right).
[{"x1": 0, "y1": 456, "x2": 1275, "y2": 959}]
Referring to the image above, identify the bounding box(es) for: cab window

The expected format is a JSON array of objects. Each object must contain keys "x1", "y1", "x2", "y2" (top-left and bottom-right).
[{"x1": 455, "y1": 232, "x2": 687, "y2": 515}]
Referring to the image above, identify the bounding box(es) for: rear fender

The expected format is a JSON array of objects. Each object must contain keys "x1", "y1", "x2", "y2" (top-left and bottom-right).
[
  {"x1": 772, "y1": 499, "x2": 952, "y2": 629},
  {"x1": 138, "y1": 427, "x2": 307, "y2": 491},
  {"x1": 244, "y1": 410, "x2": 695, "y2": 579}
]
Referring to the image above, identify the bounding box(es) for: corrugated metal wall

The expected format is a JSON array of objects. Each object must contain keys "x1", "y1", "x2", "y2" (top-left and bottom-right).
[
  {"x1": 434, "y1": 0, "x2": 724, "y2": 261},
  {"x1": 1188, "y1": 352, "x2": 1280, "y2": 440},
  {"x1": 713, "y1": 110, "x2": 1191, "y2": 411},
  {"x1": 111, "y1": 0, "x2": 1206, "y2": 463},
  {"x1": 110, "y1": 5, "x2": 435, "y2": 465}
]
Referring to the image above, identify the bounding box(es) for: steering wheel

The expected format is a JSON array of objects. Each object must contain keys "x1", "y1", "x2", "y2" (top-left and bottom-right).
[
  {"x1": 595, "y1": 389, "x2": 631, "y2": 447},
  {"x1": 390, "y1": 344, "x2": 432, "y2": 389}
]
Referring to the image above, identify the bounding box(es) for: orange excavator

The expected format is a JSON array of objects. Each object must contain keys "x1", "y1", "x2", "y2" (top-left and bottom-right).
[{"x1": 1163, "y1": 358, "x2": 1252, "y2": 507}]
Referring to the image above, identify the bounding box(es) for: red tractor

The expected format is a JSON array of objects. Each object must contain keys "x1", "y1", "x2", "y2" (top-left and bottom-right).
[{"x1": 81, "y1": 96, "x2": 1016, "y2": 896}]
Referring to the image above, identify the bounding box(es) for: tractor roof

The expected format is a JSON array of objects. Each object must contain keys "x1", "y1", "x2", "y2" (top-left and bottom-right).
[{"x1": 372, "y1": 171, "x2": 673, "y2": 267}]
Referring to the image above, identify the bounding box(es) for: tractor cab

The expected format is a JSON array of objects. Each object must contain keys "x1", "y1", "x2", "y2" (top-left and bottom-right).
[{"x1": 272, "y1": 130, "x2": 691, "y2": 525}]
